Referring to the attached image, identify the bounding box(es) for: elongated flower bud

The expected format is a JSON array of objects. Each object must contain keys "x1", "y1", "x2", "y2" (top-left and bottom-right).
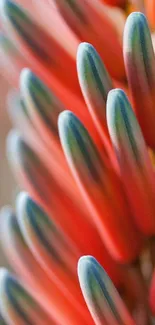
[
  {"x1": 78, "y1": 256, "x2": 135, "y2": 325},
  {"x1": 0, "y1": 32, "x2": 28, "y2": 86},
  {"x1": 77, "y1": 42, "x2": 118, "y2": 168},
  {"x1": 20, "y1": 68, "x2": 66, "y2": 163},
  {"x1": 58, "y1": 110, "x2": 142, "y2": 263},
  {"x1": 107, "y1": 89, "x2": 155, "y2": 235},
  {"x1": 0, "y1": 207, "x2": 90, "y2": 325},
  {"x1": 0, "y1": 269, "x2": 54, "y2": 324},
  {"x1": 7, "y1": 132, "x2": 122, "y2": 282},
  {"x1": 124, "y1": 12, "x2": 155, "y2": 149},
  {"x1": 20, "y1": 68, "x2": 64, "y2": 145},
  {"x1": 77, "y1": 43, "x2": 112, "y2": 139},
  {"x1": 0, "y1": 0, "x2": 80, "y2": 95},
  {"x1": 16, "y1": 192, "x2": 94, "y2": 324}
]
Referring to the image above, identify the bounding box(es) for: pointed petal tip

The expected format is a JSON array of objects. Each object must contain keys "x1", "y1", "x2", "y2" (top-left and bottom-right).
[
  {"x1": 16, "y1": 191, "x2": 32, "y2": 236},
  {"x1": 78, "y1": 255, "x2": 96, "y2": 267},
  {"x1": 78, "y1": 256, "x2": 105, "y2": 285},
  {"x1": 16, "y1": 191, "x2": 40, "y2": 222},
  {"x1": 16, "y1": 191, "x2": 39, "y2": 222},
  {"x1": 0, "y1": 0, "x2": 9, "y2": 13},
  {"x1": 77, "y1": 42, "x2": 99, "y2": 77},
  {"x1": 58, "y1": 109, "x2": 74, "y2": 121},
  {"x1": 77, "y1": 41, "x2": 101, "y2": 70},
  {"x1": 20, "y1": 68, "x2": 59, "y2": 118},
  {"x1": 6, "y1": 130, "x2": 28, "y2": 168},
  {"x1": 106, "y1": 88, "x2": 133, "y2": 143},
  {"x1": 58, "y1": 110, "x2": 83, "y2": 154},
  {"x1": 6, "y1": 129, "x2": 22, "y2": 153},
  {"x1": 58, "y1": 110, "x2": 75, "y2": 132},
  {"x1": 107, "y1": 88, "x2": 127, "y2": 111},
  {"x1": 127, "y1": 11, "x2": 147, "y2": 23},
  {"x1": 0, "y1": 0, "x2": 19, "y2": 20},
  {"x1": 78, "y1": 255, "x2": 96, "y2": 276},
  {"x1": 0, "y1": 268, "x2": 10, "y2": 288},
  {"x1": 20, "y1": 67, "x2": 32, "y2": 86},
  {"x1": 124, "y1": 11, "x2": 149, "y2": 42},
  {"x1": 16, "y1": 191, "x2": 29, "y2": 212},
  {"x1": 77, "y1": 40, "x2": 113, "y2": 117},
  {"x1": 108, "y1": 88, "x2": 126, "y2": 97},
  {"x1": 16, "y1": 192, "x2": 47, "y2": 234},
  {"x1": 77, "y1": 42, "x2": 94, "y2": 58},
  {"x1": 78, "y1": 256, "x2": 110, "y2": 304},
  {"x1": 20, "y1": 68, "x2": 38, "y2": 96},
  {"x1": 6, "y1": 129, "x2": 21, "y2": 152}
]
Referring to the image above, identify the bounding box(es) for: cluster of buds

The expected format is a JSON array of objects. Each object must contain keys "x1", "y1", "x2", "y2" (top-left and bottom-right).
[{"x1": 0, "y1": 0, "x2": 155, "y2": 324}]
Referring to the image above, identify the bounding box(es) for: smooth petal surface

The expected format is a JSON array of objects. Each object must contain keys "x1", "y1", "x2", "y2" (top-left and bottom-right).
[
  {"x1": 124, "y1": 12, "x2": 155, "y2": 148},
  {"x1": 17, "y1": 193, "x2": 95, "y2": 324},
  {"x1": 58, "y1": 110, "x2": 142, "y2": 263},
  {"x1": 0, "y1": 32, "x2": 28, "y2": 87},
  {"x1": 53, "y1": 0, "x2": 125, "y2": 79},
  {"x1": 0, "y1": 269, "x2": 54, "y2": 324},
  {"x1": 78, "y1": 256, "x2": 135, "y2": 325},
  {"x1": 107, "y1": 89, "x2": 155, "y2": 234},
  {"x1": 20, "y1": 68, "x2": 66, "y2": 163},
  {"x1": 7, "y1": 131, "x2": 123, "y2": 284},
  {"x1": 0, "y1": 0, "x2": 80, "y2": 95},
  {"x1": 0, "y1": 207, "x2": 94, "y2": 325},
  {"x1": 77, "y1": 42, "x2": 113, "y2": 134},
  {"x1": 77, "y1": 42, "x2": 117, "y2": 168},
  {"x1": 20, "y1": 68, "x2": 64, "y2": 144}
]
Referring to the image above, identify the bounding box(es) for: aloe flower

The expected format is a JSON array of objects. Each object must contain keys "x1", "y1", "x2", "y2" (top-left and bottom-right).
[{"x1": 0, "y1": 0, "x2": 155, "y2": 324}]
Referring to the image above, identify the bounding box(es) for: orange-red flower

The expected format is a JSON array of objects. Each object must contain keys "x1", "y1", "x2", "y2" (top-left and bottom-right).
[{"x1": 0, "y1": 0, "x2": 155, "y2": 324}]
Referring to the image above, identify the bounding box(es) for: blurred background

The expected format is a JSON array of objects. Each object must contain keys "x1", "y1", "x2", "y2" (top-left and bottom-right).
[{"x1": 0, "y1": 75, "x2": 16, "y2": 266}]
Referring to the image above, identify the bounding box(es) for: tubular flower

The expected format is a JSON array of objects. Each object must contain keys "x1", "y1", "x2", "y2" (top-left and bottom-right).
[{"x1": 0, "y1": 0, "x2": 155, "y2": 324}]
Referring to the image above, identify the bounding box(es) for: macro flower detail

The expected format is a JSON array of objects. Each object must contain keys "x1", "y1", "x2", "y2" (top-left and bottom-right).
[
  {"x1": 78, "y1": 256, "x2": 136, "y2": 325},
  {"x1": 0, "y1": 0, "x2": 155, "y2": 324}
]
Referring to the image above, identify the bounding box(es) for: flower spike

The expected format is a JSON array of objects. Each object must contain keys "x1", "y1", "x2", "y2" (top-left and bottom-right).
[{"x1": 1, "y1": 1, "x2": 155, "y2": 323}]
